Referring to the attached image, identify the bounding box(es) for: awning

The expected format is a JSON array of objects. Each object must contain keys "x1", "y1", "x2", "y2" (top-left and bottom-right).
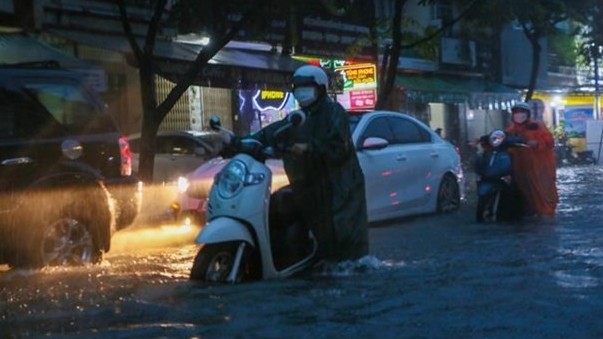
[
  {"x1": 0, "y1": 33, "x2": 107, "y2": 92},
  {"x1": 396, "y1": 74, "x2": 521, "y2": 110},
  {"x1": 49, "y1": 29, "x2": 306, "y2": 72},
  {"x1": 48, "y1": 29, "x2": 307, "y2": 89},
  {"x1": 0, "y1": 32, "x2": 92, "y2": 69}
]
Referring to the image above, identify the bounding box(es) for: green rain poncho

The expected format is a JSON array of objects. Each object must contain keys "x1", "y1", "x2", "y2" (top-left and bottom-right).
[{"x1": 252, "y1": 96, "x2": 369, "y2": 261}]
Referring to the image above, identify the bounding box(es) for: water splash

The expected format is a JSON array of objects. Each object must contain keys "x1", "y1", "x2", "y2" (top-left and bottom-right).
[{"x1": 311, "y1": 255, "x2": 405, "y2": 277}]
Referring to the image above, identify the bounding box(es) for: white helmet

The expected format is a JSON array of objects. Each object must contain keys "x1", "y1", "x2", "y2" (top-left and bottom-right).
[{"x1": 292, "y1": 65, "x2": 329, "y2": 90}]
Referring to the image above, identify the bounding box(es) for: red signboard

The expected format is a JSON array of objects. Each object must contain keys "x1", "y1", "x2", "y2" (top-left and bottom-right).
[{"x1": 348, "y1": 89, "x2": 376, "y2": 111}]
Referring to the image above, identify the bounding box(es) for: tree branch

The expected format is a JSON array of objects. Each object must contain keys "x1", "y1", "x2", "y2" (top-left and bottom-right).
[
  {"x1": 156, "y1": 2, "x2": 264, "y2": 117},
  {"x1": 143, "y1": 0, "x2": 168, "y2": 56},
  {"x1": 117, "y1": 0, "x2": 143, "y2": 62}
]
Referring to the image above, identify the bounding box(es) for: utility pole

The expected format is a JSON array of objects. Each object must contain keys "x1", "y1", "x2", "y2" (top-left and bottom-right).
[{"x1": 593, "y1": 43, "x2": 601, "y2": 120}]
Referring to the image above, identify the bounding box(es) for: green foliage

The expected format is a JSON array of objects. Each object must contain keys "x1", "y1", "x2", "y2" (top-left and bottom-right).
[
  {"x1": 553, "y1": 120, "x2": 567, "y2": 140},
  {"x1": 574, "y1": 0, "x2": 603, "y2": 65},
  {"x1": 549, "y1": 31, "x2": 578, "y2": 66}
]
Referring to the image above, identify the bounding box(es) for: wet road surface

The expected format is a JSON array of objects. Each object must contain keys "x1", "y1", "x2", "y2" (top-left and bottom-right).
[{"x1": 2, "y1": 165, "x2": 603, "y2": 338}]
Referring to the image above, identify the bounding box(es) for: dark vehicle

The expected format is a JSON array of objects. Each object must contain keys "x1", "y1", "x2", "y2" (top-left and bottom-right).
[
  {"x1": 475, "y1": 130, "x2": 526, "y2": 223},
  {"x1": 0, "y1": 62, "x2": 141, "y2": 268},
  {"x1": 555, "y1": 140, "x2": 596, "y2": 166}
]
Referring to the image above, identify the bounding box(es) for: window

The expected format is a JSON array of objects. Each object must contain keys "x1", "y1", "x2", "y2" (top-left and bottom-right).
[
  {"x1": 360, "y1": 117, "x2": 394, "y2": 144},
  {"x1": 0, "y1": 88, "x2": 53, "y2": 139},
  {"x1": 389, "y1": 117, "x2": 430, "y2": 144},
  {"x1": 21, "y1": 80, "x2": 112, "y2": 134},
  {"x1": 431, "y1": 0, "x2": 453, "y2": 37}
]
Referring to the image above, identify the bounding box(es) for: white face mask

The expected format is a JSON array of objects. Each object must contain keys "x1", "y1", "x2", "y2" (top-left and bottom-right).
[
  {"x1": 293, "y1": 87, "x2": 317, "y2": 107},
  {"x1": 512, "y1": 112, "x2": 528, "y2": 124}
]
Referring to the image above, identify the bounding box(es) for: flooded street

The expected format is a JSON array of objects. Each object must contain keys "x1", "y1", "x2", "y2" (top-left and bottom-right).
[{"x1": 3, "y1": 165, "x2": 603, "y2": 338}]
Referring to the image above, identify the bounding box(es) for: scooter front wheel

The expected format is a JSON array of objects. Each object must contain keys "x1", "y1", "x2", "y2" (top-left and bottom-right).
[{"x1": 190, "y1": 242, "x2": 259, "y2": 283}]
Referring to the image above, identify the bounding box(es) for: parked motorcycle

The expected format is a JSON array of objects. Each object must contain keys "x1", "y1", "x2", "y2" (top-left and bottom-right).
[
  {"x1": 555, "y1": 140, "x2": 596, "y2": 166},
  {"x1": 190, "y1": 112, "x2": 318, "y2": 283},
  {"x1": 474, "y1": 130, "x2": 527, "y2": 223}
]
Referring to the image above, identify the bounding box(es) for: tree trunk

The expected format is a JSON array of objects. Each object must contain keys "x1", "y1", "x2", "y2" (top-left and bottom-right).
[
  {"x1": 376, "y1": 0, "x2": 406, "y2": 110},
  {"x1": 137, "y1": 58, "x2": 160, "y2": 183},
  {"x1": 117, "y1": 0, "x2": 274, "y2": 183},
  {"x1": 524, "y1": 30, "x2": 542, "y2": 102}
]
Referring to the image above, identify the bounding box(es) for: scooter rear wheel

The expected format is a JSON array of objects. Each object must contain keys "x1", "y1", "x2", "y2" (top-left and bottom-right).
[
  {"x1": 190, "y1": 242, "x2": 259, "y2": 283},
  {"x1": 476, "y1": 194, "x2": 497, "y2": 223}
]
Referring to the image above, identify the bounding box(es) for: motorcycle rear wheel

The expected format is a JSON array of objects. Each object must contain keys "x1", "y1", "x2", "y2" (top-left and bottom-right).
[{"x1": 476, "y1": 194, "x2": 497, "y2": 223}]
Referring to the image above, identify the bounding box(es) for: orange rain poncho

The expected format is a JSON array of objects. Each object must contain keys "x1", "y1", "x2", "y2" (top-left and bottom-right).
[{"x1": 506, "y1": 119, "x2": 559, "y2": 217}]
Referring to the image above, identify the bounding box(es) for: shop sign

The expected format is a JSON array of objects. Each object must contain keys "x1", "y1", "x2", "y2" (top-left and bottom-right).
[
  {"x1": 252, "y1": 89, "x2": 291, "y2": 112},
  {"x1": 336, "y1": 63, "x2": 376, "y2": 90},
  {"x1": 348, "y1": 89, "x2": 376, "y2": 111},
  {"x1": 564, "y1": 106, "x2": 593, "y2": 138},
  {"x1": 299, "y1": 16, "x2": 373, "y2": 60}
]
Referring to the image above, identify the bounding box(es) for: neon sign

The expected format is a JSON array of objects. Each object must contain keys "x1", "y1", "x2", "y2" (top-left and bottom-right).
[{"x1": 252, "y1": 90, "x2": 290, "y2": 112}]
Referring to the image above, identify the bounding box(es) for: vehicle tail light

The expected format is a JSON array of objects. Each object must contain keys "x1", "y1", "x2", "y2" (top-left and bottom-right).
[{"x1": 119, "y1": 136, "x2": 132, "y2": 176}]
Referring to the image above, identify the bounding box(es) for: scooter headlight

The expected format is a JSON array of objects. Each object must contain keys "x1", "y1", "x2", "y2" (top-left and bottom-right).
[{"x1": 217, "y1": 160, "x2": 247, "y2": 199}]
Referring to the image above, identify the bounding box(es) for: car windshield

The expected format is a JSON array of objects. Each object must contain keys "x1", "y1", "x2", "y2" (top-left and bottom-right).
[{"x1": 22, "y1": 80, "x2": 114, "y2": 134}]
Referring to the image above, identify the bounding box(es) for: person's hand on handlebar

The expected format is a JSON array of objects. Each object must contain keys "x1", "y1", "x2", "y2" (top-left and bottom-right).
[{"x1": 289, "y1": 143, "x2": 308, "y2": 156}]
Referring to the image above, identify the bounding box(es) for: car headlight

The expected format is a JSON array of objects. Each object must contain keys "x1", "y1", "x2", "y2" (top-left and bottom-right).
[{"x1": 217, "y1": 160, "x2": 247, "y2": 199}]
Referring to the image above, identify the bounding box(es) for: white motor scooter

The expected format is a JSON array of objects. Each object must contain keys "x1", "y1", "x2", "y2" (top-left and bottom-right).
[{"x1": 190, "y1": 112, "x2": 318, "y2": 283}]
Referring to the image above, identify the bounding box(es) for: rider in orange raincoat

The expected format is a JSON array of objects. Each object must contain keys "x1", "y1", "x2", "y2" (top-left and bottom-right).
[{"x1": 505, "y1": 102, "x2": 559, "y2": 217}]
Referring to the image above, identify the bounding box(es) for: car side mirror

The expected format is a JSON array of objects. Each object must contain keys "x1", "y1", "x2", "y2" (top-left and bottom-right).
[
  {"x1": 209, "y1": 115, "x2": 221, "y2": 131},
  {"x1": 360, "y1": 137, "x2": 389, "y2": 150}
]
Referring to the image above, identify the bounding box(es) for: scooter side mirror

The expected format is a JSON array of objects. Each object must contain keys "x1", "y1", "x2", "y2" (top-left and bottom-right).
[
  {"x1": 288, "y1": 110, "x2": 306, "y2": 127},
  {"x1": 209, "y1": 115, "x2": 221, "y2": 131}
]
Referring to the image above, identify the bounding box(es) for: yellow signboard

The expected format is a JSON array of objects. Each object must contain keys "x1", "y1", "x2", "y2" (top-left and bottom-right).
[{"x1": 337, "y1": 64, "x2": 377, "y2": 90}]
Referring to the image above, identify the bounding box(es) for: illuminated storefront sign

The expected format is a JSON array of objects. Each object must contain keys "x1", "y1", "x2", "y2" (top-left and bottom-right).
[
  {"x1": 239, "y1": 89, "x2": 291, "y2": 112},
  {"x1": 238, "y1": 89, "x2": 297, "y2": 133},
  {"x1": 337, "y1": 64, "x2": 376, "y2": 90},
  {"x1": 348, "y1": 89, "x2": 377, "y2": 111},
  {"x1": 336, "y1": 89, "x2": 377, "y2": 111},
  {"x1": 292, "y1": 56, "x2": 378, "y2": 111}
]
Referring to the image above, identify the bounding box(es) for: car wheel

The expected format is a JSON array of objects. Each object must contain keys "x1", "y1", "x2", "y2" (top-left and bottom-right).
[
  {"x1": 13, "y1": 187, "x2": 112, "y2": 268},
  {"x1": 190, "y1": 242, "x2": 259, "y2": 283},
  {"x1": 437, "y1": 174, "x2": 460, "y2": 213},
  {"x1": 39, "y1": 216, "x2": 98, "y2": 266}
]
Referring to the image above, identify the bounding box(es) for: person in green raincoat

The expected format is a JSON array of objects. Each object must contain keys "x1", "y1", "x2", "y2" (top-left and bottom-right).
[{"x1": 248, "y1": 65, "x2": 369, "y2": 262}]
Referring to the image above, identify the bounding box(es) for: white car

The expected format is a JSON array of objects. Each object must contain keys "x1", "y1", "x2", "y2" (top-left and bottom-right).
[
  {"x1": 171, "y1": 110, "x2": 464, "y2": 225},
  {"x1": 129, "y1": 130, "x2": 223, "y2": 184}
]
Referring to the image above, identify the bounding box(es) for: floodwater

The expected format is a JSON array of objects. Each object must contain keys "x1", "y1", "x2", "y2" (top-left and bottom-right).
[{"x1": 2, "y1": 165, "x2": 603, "y2": 338}]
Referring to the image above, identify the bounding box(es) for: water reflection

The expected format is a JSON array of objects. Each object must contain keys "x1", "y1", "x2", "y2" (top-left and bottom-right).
[
  {"x1": 553, "y1": 165, "x2": 603, "y2": 291},
  {"x1": 2, "y1": 165, "x2": 603, "y2": 337}
]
